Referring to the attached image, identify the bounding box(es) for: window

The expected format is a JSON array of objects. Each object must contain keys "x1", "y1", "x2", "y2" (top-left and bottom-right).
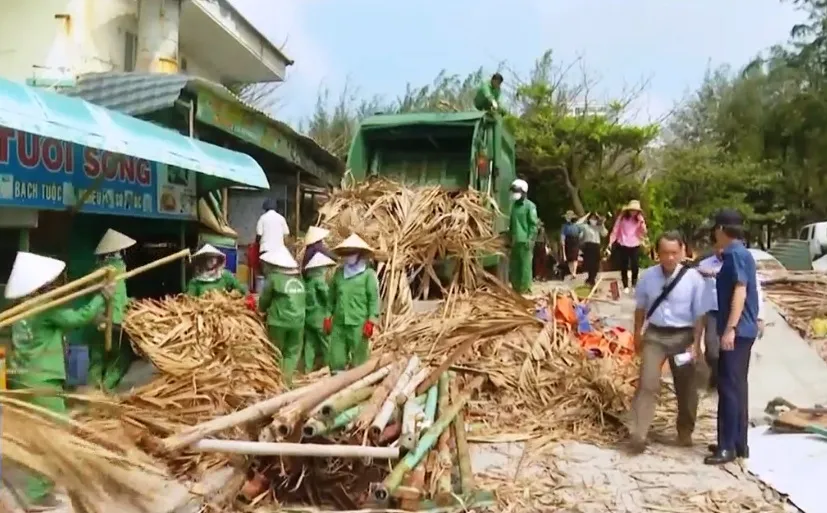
[
  {"x1": 800, "y1": 227, "x2": 811, "y2": 241},
  {"x1": 124, "y1": 31, "x2": 138, "y2": 72}
]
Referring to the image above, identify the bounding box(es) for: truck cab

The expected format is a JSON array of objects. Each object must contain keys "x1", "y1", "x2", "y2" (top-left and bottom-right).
[{"x1": 346, "y1": 111, "x2": 517, "y2": 241}]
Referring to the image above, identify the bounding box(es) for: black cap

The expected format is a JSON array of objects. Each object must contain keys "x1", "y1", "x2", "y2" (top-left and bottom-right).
[{"x1": 713, "y1": 208, "x2": 743, "y2": 227}]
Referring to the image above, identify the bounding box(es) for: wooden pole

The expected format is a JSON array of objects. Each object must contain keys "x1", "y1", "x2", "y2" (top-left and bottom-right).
[
  {"x1": 0, "y1": 249, "x2": 190, "y2": 329},
  {"x1": 191, "y1": 439, "x2": 400, "y2": 459},
  {"x1": 294, "y1": 169, "x2": 301, "y2": 235}
]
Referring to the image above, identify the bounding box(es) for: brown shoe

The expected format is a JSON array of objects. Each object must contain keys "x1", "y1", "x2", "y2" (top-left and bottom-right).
[
  {"x1": 677, "y1": 432, "x2": 693, "y2": 447},
  {"x1": 624, "y1": 436, "x2": 647, "y2": 455}
]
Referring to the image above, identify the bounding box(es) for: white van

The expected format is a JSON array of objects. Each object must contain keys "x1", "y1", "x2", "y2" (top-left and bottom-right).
[{"x1": 799, "y1": 221, "x2": 827, "y2": 260}]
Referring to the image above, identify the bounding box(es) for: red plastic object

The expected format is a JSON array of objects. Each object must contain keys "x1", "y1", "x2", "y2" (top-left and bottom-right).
[{"x1": 363, "y1": 320, "x2": 375, "y2": 338}]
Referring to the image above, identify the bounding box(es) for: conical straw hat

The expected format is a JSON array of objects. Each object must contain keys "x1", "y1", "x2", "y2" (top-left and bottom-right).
[
  {"x1": 305, "y1": 252, "x2": 336, "y2": 270},
  {"x1": 333, "y1": 234, "x2": 373, "y2": 254},
  {"x1": 261, "y1": 246, "x2": 298, "y2": 269},
  {"x1": 192, "y1": 244, "x2": 224, "y2": 259},
  {"x1": 94, "y1": 229, "x2": 136, "y2": 255},
  {"x1": 5, "y1": 252, "x2": 66, "y2": 299},
  {"x1": 304, "y1": 226, "x2": 329, "y2": 246}
]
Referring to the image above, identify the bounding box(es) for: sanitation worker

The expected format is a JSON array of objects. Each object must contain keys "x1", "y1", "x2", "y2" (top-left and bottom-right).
[
  {"x1": 327, "y1": 234, "x2": 380, "y2": 372},
  {"x1": 474, "y1": 72, "x2": 505, "y2": 114},
  {"x1": 509, "y1": 179, "x2": 539, "y2": 294},
  {"x1": 258, "y1": 246, "x2": 306, "y2": 386},
  {"x1": 4, "y1": 251, "x2": 114, "y2": 508},
  {"x1": 87, "y1": 228, "x2": 135, "y2": 391},
  {"x1": 186, "y1": 244, "x2": 248, "y2": 298},
  {"x1": 303, "y1": 252, "x2": 336, "y2": 371}
]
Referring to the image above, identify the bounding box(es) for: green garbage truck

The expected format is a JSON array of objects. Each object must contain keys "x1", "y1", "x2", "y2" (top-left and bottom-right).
[{"x1": 345, "y1": 111, "x2": 517, "y2": 283}]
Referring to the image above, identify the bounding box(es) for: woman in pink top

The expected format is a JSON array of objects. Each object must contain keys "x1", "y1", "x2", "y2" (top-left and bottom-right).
[{"x1": 609, "y1": 200, "x2": 647, "y2": 293}]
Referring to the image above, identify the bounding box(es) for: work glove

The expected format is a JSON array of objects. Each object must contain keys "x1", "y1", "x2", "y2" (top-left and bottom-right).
[
  {"x1": 101, "y1": 282, "x2": 116, "y2": 300},
  {"x1": 323, "y1": 317, "x2": 333, "y2": 335},
  {"x1": 491, "y1": 100, "x2": 499, "y2": 111},
  {"x1": 363, "y1": 320, "x2": 375, "y2": 338},
  {"x1": 244, "y1": 294, "x2": 257, "y2": 312}
]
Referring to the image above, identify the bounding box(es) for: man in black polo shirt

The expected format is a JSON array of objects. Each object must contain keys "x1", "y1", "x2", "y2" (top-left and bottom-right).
[{"x1": 705, "y1": 209, "x2": 760, "y2": 465}]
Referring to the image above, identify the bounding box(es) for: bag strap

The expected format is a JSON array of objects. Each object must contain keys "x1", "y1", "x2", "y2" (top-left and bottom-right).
[{"x1": 645, "y1": 265, "x2": 690, "y2": 320}]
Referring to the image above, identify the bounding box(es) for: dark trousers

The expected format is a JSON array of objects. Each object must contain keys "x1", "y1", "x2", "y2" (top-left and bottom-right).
[
  {"x1": 582, "y1": 242, "x2": 601, "y2": 285},
  {"x1": 615, "y1": 244, "x2": 640, "y2": 288},
  {"x1": 716, "y1": 336, "x2": 755, "y2": 452}
]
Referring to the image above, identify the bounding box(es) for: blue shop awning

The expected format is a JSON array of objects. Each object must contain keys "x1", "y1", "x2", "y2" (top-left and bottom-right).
[{"x1": 0, "y1": 76, "x2": 268, "y2": 190}]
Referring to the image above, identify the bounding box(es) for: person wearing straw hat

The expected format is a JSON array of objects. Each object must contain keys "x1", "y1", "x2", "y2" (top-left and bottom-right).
[
  {"x1": 257, "y1": 246, "x2": 306, "y2": 385},
  {"x1": 4, "y1": 251, "x2": 114, "y2": 507},
  {"x1": 508, "y1": 179, "x2": 539, "y2": 294},
  {"x1": 561, "y1": 210, "x2": 583, "y2": 280},
  {"x1": 609, "y1": 199, "x2": 648, "y2": 294},
  {"x1": 303, "y1": 252, "x2": 336, "y2": 371},
  {"x1": 328, "y1": 234, "x2": 380, "y2": 371},
  {"x1": 87, "y1": 229, "x2": 136, "y2": 391},
  {"x1": 301, "y1": 225, "x2": 336, "y2": 272},
  {"x1": 186, "y1": 244, "x2": 247, "y2": 298}
]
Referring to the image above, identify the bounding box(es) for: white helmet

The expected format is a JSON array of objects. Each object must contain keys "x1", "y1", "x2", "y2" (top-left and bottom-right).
[{"x1": 511, "y1": 179, "x2": 528, "y2": 193}]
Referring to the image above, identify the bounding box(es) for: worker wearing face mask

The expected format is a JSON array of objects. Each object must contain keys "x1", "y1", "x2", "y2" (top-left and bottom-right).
[
  {"x1": 327, "y1": 234, "x2": 380, "y2": 372},
  {"x1": 88, "y1": 229, "x2": 136, "y2": 391},
  {"x1": 186, "y1": 244, "x2": 248, "y2": 298},
  {"x1": 303, "y1": 252, "x2": 336, "y2": 372},
  {"x1": 508, "y1": 179, "x2": 539, "y2": 294}
]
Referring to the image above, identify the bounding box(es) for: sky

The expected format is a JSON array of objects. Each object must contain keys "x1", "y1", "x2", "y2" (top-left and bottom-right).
[{"x1": 229, "y1": 0, "x2": 806, "y2": 127}]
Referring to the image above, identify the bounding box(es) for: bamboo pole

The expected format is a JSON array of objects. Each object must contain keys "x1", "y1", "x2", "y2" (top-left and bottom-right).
[
  {"x1": 373, "y1": 375, "x2": 485, "y2": 502},
  {"x1": 162, "y1": 384, "x2": 309, "y2": 452},
  {"x1": 0, "y1": 267, "x2": 111, "y2": 322},
  {"x1": 311, "y1": 364, "x2": 390, "y2": 418},
  {"x1": 303, "y1": 402, "x2": 364, "y2": 438},
  {"x1": 400, "y1": 393, "x2": 425, "y2": 453},
  {"x1": 265, "y1": 354, "x2": 395, "y2": 440},
  {"x1": 415, "y1": 333, "x2": 476, "y2": 395},
  {"x1": 321, "y1": 385, "x2": 375, "y2": 419},
  {"x1": 352, "y1": 359, "x2": 405, "y2": 432},
  {"x1": 434, "y1": 373, "x2": 453, "y2": 504},
  {"x1": 103, "y1": 267, "x2": 117, "y2": 352},
  {"x1": 452, "y1": 379, "x2": 475, "y2": 494},
  {"x1": 369, "y1": 356, "x2": 420, "y2": 440},
  {"x1": 192, "y1": 439, "x2": 400, "y2": 459},
  {"x1": 0, "y1": 249, "x2": 191, "y2": 330}
]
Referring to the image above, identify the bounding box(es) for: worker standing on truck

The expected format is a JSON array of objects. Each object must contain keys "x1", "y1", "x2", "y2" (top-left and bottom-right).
[
  {"x1": 88, "y1": 229, "x2": 136, "y2": 391},
  {"x1": 509, "y1": 179, "x2": 539, "y2": 294},
  {"x1": 327, "y1": 234, "x2": 380, "y2": 372},
  {"x1": 258, "y1": 246, "x2": 306, "y2": 386},
  {"x1": 474, "y1": 73, "x2": 505, "y2": 114},
  {"x1": 303, "y1": 252, "x2": 336, "y2": 371},
  {"x1": 4, "y1": 251, "x2": 114, "y2": 508}
]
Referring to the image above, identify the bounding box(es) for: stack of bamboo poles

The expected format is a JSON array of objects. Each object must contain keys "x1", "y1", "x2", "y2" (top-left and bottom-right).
[
  {"x1": 316, "y1": 178, "x2": 504, "y2": 322},
  {"x1": 80, "y1": 292, "x2": 284, "y2": 477},
  {"x1": 148, "y1": 355, "x2": 489, "y2": 511}
]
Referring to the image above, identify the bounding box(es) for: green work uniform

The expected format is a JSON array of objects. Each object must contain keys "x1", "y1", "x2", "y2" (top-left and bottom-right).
[
  {"x1": 87, "y1": 255, "x2": 132, "y2": 391},
  {"x1": 474, "y1": 81, "x2": 502, "y2": 112},
  {"x1": 258, "y1": 271, "x2": 306, "y2": 386},
  {"x1": 304, "y1": 269, "x2": 331, "y2": 372},
  {"x1": 9, "y1": 295, "x2": 106, "y2": 504},
  {"x1": 509, "y1": 198, "x2": 539, "y2": 294},
  {"x1": 186, "y1": 269, "x2": 246, "y2": 297},
  {"x1": 328, "y1": 266, "x2": 380, "y2": 371}
]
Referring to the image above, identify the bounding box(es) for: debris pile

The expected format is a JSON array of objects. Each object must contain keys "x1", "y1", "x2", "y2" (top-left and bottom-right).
[
  {"x1": 317, "y1": 179, "x2": 504, "y2": 318},
  {"x1": 762, "y1": 272, "x2": 827, "y2": 361}
]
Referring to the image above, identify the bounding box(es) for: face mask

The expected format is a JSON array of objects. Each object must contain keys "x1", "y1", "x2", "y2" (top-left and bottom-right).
[
  {"x1": 511, "y1": 192, "x2": 522, "y2": 201},
  {"x1": 589, "y1": 220, "x2": 598, "y2": 226},
  {"x1": 344, "y1": 254, "x2": 360, "y2": 265}
]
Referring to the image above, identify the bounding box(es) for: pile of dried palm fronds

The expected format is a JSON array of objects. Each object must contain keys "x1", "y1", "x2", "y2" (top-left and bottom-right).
[
  {"x1": 373, "y1": 287, "x2": 669, "y2": 444},
  {"x1": 81, "y1": 292, "x2": 284, "y2": 477},
  {"x1": 317, "y1": 178, "x2": 504, "y2": 319},
  {"x1": 763, "y1": 272, "x2": 827, "y2": 335},
  {"x1": 1, "y1": 393, "x2": 171, "y2": 513}
]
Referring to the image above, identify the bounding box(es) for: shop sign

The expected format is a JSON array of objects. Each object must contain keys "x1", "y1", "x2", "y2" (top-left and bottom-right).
[{"x1": 0, "y1": 128, "x2": 197, "y2": 219}]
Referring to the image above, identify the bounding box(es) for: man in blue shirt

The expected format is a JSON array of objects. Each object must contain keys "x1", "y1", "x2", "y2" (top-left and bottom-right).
[
  {"x1": 628, "y1": 231, "x2": 706, "y2": 454},
  {"x1": 705, "y1": 209, "x2": 760, "y2": 465}
]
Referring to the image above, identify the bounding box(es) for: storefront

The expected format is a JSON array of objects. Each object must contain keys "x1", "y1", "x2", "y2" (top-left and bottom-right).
[{"x1": 0, "y1": 75, "x2": 269, "y2": 302}]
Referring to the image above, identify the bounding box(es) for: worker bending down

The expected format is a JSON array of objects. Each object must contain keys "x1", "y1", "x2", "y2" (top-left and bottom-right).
[
  {"x1": 258, "y1": 246, "x2": 306, "y2": 386},
  {"x1": 5, "y1": 251, "x2": 114, "y2": 508},
  {"x1": 509, "y1": 179, "x2": 539, "y2": 294},
  {"x1": 327, "y1": 234, "x2": 380, "y2": 372},
  {"x1": 303, "y1": 252, "x2": 336, "y2": 371},
  {"x1": 88, "y1": 229, "x2": 136, "y2": 391},
  {"x1": 186, "y1": 244, "x2": 247, "y2": 297}
]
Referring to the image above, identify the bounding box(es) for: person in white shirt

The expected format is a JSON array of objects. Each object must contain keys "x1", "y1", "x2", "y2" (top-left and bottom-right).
[{"x1": 256, "y1": 198, "x2": 290, "y2": 254}]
